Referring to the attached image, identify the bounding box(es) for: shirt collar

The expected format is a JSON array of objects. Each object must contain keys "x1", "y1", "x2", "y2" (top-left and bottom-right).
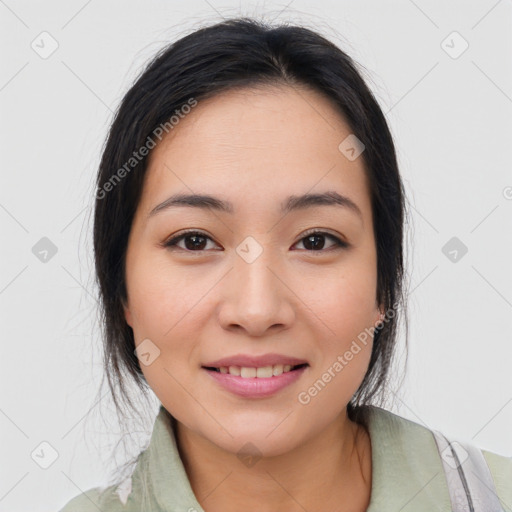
[{"x1": 139, "y1": 404, "x2": 449, "y2": 511}]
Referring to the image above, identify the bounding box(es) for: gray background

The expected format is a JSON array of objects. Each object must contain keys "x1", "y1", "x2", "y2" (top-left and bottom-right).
[{"x1": 1, "y1": 1, "x2": 511, "y2": 510}]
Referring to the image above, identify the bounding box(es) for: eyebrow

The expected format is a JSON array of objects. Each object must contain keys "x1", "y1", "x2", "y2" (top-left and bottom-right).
[{"x1": 148, "y1": 191, "x2": 363, "y2": 221}]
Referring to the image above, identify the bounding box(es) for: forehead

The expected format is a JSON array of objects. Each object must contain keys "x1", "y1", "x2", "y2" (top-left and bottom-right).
[{"x1": 140, "y1": 85, "x2": 371, "y2": 221}]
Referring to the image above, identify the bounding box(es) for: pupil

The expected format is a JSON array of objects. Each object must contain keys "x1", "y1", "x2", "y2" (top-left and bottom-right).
[
  {"x1": 304, "y1": 234, "x2": 324, "y2": 250},
  {"x1": 185, "y1": 235, "x2": 207, "y2": 250},
  {"x1": 183, "y1": 234, "x2": 326, "y2": 251}
]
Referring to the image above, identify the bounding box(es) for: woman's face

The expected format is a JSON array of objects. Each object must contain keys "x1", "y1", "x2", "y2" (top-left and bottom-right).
[{"x1": 123, "y1": 85, "x2": 383, "y2": 456}]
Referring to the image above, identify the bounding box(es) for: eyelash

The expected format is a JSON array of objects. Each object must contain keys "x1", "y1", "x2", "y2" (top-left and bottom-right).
[{"x1": 163, "y1": 229, "x2": 349, "y2": 254}]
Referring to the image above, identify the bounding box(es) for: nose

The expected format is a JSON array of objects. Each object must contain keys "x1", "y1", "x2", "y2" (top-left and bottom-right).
[{"x1": 217, "y1": 249, "x2": 295, "y2": 337}]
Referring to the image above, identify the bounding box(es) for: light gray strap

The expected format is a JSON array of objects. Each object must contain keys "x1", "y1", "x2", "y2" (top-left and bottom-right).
[{"x1": 432, "y1": 429, "x2": 505, "y2": 512}]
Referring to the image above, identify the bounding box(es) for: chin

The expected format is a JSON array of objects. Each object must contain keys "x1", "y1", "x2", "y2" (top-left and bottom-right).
[
  {"x1": 196, "y1": 411, "x2": 308, "y2": 459},
  {"x1": 218, "y1": 429, "x2": 301, "y2": 459}
]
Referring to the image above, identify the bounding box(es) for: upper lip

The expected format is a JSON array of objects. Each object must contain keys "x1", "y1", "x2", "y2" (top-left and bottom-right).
[{"x1": 202, "y1": 353, "x2": 309, "y2": 368}]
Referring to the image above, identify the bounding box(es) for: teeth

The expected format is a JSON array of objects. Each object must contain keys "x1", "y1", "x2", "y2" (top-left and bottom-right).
[
  {"x1": 272, "y1": 364, "x2": 283, "y2": 376},
  {"x1": 215, "y1": 364, "x2": 302, "y2": 378},
  {"x1": 256, "y1": 366, "x2": 273, "y2": 378},
  {"x1": 228, "y1": 365, "x2": 240, "y2": 376},
  {"x1": 241, "y1": 367, "x2": 256, "y2": 378}
]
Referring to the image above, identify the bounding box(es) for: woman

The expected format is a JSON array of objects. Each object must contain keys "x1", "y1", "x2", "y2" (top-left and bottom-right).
[{"x1": 59, "y1": 17, "x2": 511, "y2": 512}]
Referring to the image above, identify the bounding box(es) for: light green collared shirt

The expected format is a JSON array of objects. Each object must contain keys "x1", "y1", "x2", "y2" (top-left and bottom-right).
[{"x1": 58, "y1": 404, "x2": 512, "y2": 511}]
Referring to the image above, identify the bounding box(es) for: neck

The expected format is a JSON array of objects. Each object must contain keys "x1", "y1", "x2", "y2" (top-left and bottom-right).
[{"x1": 174, "y1": 409, "x2": 372, "y2": 512}]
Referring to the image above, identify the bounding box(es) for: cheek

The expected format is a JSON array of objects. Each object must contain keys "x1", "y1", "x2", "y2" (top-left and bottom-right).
[
  {"x1": 127, "y1": 252, "x2": 209, "y2": 336},
  {"x1": 127, "y1": 258, "x2": 204, "y2": 412},
  {"x1": 308, "y1": 259, "x2": 377, "y2": 381},
  {"x1": 126, "y1": 252, "x2": 218, "y2": 387},
  {"x1": 315, "y1": 260, "x2": 378, "y2": 335},
  {"x1": 302, "y1": 280, "x2": 375, "y2": 413}
]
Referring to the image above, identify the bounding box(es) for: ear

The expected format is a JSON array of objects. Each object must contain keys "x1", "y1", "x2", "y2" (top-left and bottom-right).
[
  {"x1": 122, "y1": 297, "x2": 133, "y2": 327},
  {"x1": 374, "y1": 304, "x2": 385, "y2": 328}
]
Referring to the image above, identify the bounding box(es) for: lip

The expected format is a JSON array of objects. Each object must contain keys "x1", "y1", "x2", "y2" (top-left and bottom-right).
[
  {"x1": 203, "y1": 365, "x2": 308, "y2": 398},
  {"x1": 202, "y1": 353, "x2": 308, "y2": 368}
]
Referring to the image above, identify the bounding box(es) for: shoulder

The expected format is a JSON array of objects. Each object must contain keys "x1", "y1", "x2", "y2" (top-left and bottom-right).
[
  {"x1": 58, "y1": 467, "x2": 151, "y2": 511},
  {"x1": 482, "y1": 448, "x2": 512, "y2": 505},
  {"x1": 58, "y1": 483, "x2": 124, "y2": 512},
  {"x1": 58, "y1": 405, "x2": 194, "y2": 511},
  {"x1": 362, "y1": 404, "x2": 439, "y2": 448},
  {"x1": 364, "y1": 405, "x2": 512, "y2": 507}
]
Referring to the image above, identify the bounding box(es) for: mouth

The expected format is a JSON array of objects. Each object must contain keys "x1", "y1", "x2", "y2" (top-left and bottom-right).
[
  {"x1": 202, "y1": 363, "x2": 309, "y2": 378},
  {"x1": 202, "y1": 362, "x2": 309, "y2": 398}
]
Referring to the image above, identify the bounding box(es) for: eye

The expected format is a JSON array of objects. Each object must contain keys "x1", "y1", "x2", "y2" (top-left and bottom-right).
[
  {"x1": 163, "y1": 229, "x2": 349, "y2": 253},
  {"x1": 292, "y1": 230, "x2": 348, "y2": 252},
  {"x1": 163, "y1": 230, "x2": 220, "y2": 252}
]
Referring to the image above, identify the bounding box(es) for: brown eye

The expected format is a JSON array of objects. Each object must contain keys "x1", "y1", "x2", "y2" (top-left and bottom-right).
[
  {"x1": 164, "y1": 231, "x2": 220, "y2": 251},
  {"x1": 163, "y1": 230, "x2": 348, "y2": 253},
  {"x1": 292, "y1": 231, "x2": 348, "y2": 252}
]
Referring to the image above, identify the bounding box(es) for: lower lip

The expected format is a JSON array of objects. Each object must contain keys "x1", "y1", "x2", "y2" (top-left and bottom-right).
[{"x1": 203, "y1": 366, "x2": 308, "y2": 398}]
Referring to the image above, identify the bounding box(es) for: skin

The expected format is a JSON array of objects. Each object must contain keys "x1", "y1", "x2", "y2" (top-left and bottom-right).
[{"x1": 123, "y1": 84, "x2": 385, "y2": 512}]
